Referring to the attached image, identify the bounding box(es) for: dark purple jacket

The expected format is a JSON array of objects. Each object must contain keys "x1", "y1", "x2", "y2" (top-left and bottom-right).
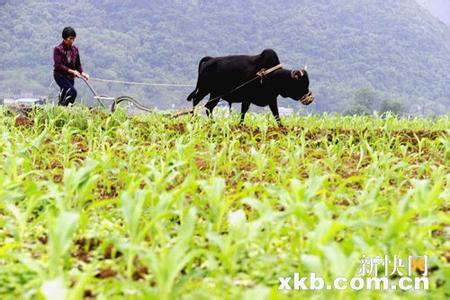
[{"x1": 53, "y1": 41, "x2": 83, "y2": 78}]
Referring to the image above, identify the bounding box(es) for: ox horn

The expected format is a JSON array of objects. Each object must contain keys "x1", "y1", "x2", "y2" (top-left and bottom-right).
[{"x1": 304, "y1": 65, "x2": 308, "y2": 71}]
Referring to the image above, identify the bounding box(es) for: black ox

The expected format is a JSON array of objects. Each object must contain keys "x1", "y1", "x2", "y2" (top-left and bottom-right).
[{"x1": 187, "y1": 49, "x2": 314, "y2": 125}]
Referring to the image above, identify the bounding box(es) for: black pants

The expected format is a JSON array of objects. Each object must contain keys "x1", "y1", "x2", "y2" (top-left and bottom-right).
[{"x1": 54, "y1": 73, "x2": 77, "y2": 106}]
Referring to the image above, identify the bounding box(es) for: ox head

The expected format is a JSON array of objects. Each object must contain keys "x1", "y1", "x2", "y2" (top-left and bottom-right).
[{"x1": 284, "y1": 67, "x2": 314, "y2": 105}]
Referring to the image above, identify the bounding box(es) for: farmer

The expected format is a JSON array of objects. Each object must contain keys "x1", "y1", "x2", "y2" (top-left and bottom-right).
[{"x1": 53, "y1": 27, "x2": 89, "y2": 106}]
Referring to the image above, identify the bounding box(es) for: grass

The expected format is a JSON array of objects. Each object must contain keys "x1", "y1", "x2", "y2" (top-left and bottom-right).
[{"x1": 0, "y1": 106, "x2": 448, "y2": 299}]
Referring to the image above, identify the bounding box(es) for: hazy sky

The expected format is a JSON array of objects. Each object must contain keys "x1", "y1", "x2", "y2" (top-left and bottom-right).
[{"x1": 416, "y1": 0, "x2": 450, "y2": 25}]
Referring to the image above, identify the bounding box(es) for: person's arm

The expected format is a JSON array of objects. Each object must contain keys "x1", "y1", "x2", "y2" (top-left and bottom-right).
[
  {"x1": 75, "y1": 50, "x2": 83, "y2": 74},
  {"x1": 75, "y1": 50, "x2": 89, "y2": 80}
]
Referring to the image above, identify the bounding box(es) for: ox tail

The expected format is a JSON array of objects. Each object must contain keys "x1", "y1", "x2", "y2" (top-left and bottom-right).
[{"x1": 187, "y1": 56, "x2": 213, "y2": 102}]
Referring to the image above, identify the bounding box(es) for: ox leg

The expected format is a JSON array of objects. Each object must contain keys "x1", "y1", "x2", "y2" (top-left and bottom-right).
[
  {"x1": 192, "y1": 90, "x2": 210, "y2": 108},
  {"x1": 269, "y1": 102, "x2": 283, "y2": 126},
  {"x1": 205, "y1": 96, "x2": 219, "y2": 118},
  {"x1": 240, "y1": 101, "x2": 250, "y2": 124}
]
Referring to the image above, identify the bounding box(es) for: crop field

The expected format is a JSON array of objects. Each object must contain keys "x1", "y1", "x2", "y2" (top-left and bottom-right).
[{"x1": 0, "y1": 106, "x2": 448, "y2": 299}]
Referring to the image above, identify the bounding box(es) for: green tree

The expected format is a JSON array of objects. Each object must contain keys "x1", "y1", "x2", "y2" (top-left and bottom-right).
[
  {"x1": 344, "y1": 88, "x2": 379, "y2": 115},
  {"x1": 380, "y1": 99, "x2": 404, "y2": 115}
]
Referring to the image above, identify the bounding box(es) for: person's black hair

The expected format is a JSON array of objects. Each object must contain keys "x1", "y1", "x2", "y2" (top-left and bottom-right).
[{"x1": 62, "y1": 27, "x2": 76, "y2": 39}]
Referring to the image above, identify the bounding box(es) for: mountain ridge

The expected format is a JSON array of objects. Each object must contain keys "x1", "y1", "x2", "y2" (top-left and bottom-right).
[
  {"x1": 417, "y1": 0, "x2": 450, "y2": 25},
  {"x1": 0, "y1": 0, "x2": 449, "y2": 114}
]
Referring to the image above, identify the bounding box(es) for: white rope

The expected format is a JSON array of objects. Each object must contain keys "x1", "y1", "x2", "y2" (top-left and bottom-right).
[
  {"x1": 89, "y1": 77, "x2": 195, "y2": 87},
  {"x1": 88, "y1": 65, "x2": 281, "y2": 88}
]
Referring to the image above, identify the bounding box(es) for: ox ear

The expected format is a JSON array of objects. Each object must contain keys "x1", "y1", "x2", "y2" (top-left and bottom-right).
[{"x1": 291, "y1": 70, "x2": 303, "y2": 80}]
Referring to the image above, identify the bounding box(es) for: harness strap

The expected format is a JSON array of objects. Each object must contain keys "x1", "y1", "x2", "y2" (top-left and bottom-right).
[{"x1": 257, "y1": 64, "x2": 283, "y2": 78}]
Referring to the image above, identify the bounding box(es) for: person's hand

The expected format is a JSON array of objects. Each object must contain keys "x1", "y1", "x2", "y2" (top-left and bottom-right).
[
  {"x1": 71, "y1": 70, "x2": 82, "y2": 78},
  {"x1": 81, "y1": 72, "x2": 90, "y2": 80}
]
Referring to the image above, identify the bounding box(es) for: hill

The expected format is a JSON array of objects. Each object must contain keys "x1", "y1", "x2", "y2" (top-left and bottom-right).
[{"x1": 0, "y1": 0, "x2": 449, "y2": 114}]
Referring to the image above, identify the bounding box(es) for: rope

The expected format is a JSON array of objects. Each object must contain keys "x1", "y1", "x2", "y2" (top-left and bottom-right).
[
  {"x1": 79, "y1": 64, "x2": 283, "y2": 118},
  {"x1": 203, "y1": 64, "x2": 283, "y2": 105},
  {"x1": 90, "y1": 77, "x2": 195, "y2": 88},
  {"x1": 90, "y1": 63, "x2": 282, "y2": 90}
]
